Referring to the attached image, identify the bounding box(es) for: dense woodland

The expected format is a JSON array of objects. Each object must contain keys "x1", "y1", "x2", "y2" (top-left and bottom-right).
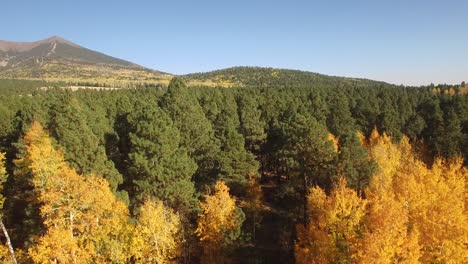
[{"x1": 0, "y1": 72, "x2": 466, "y2": 263}]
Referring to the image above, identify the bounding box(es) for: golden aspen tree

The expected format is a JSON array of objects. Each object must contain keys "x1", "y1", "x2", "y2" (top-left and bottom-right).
[
  {"x1": 131, "y1": 199, "x2": 181, "y2": 264},
  {"x1": 295, "y1": 178, "x2": 366, "y2": 264},
  {"x1": 371, "y1": 134, "x2": 467, "y2": 263},
  {"x1": 195, "y1": 181, "x2": 245, "y2": 264},
  {"x1": 30, "y1": 227, "x2": 87, "y2": 264},
  {"x1": 0, "y1": 245, "x2": 12, "y2": 263},
  {"x1": 79, "y1": 175, "x2": 132, "y2": 264},
  {"x1": 295, "y1": 186, "x2": 334, "y2": 264},
  {"x1": 297, "y1": 131, "x2": 466, "y2": 264},
  {"x1": 411, "y1": 158, "x2": 467, "y2": 263},
  {"x1": 385, "y1": 136, "x2": 467, "y2": 263},
  {"x1": 22, "y1": 121, "x2": 131, "y2": 263},
  {"x1": 358, "y1": 133, "x2": 421, "y2": 263}
]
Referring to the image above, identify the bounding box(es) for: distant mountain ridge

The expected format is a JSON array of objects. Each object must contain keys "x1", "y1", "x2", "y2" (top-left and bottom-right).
[
  {"x1": 181, "y1": 66, "x2": 391, "y2": 88},
  {"x1": 0, "y1": 36, "x2": 398, "y2": 89},
  {"x1": 0, "y1": 36, "x2": 170, "y2": 85}
]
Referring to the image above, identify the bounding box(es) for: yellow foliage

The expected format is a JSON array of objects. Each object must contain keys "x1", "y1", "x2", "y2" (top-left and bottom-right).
[
  {"x1": 369, "y1": 131, "x2": 401, "y2": 184},
  {"x1": 0, "y1": 243, "x2": 15, "y2": 264},
  {"x1": 296, "y1": 131, "x2": 467, "y2": 263},
  {"x1": 0, "y1": 152, "x2": 7, "y2": 211},
  {"x1": 131, "y1": 199, "x2": 181, "y2": 264},
  {"x1": 295, "y1": 178, "x2": 366, "y2": 264},
  {"x1": 23, "y1": 121, "x2": 131, "y2": 263},
  {"x1": 408, "y1": 158, "x2": 467, "y2": 263},
  {"x1": 327, "y1": 133, "x2": 339, "y2": 152},
  {"x1": 195, "y1": 181, "x2": 243, "y2": 263},
  {"x1": 368, "y1": 127, "x2": 380, "y2": 146},
  {"x1": 356, "y1": 131, "x2": 367, "y2": 147},
  {"x1": 196, "y1": 181, "x2": 238, "y2": 243},
  {"x1": 29, "y1": 227, "x2": 91, "y2": 264},
  {"x1": 373, "y1": 133, "x2": 467, "y2": 263},
  {"x1": 21, "y1": 121, "x2": 65, "y2": 191},
  {"x1": 358, "y1": 134, "x2": 421, "y2": 263}
]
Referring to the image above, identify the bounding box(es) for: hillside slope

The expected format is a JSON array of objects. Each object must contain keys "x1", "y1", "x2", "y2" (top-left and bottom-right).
[{"x1": 181, "y1": 66, "x2": 392, "y2": 88}]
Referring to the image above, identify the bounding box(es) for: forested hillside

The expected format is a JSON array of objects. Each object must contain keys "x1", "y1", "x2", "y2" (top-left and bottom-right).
[{"x1": 0, "y1": 76, "x2": 466, "y2": 263}]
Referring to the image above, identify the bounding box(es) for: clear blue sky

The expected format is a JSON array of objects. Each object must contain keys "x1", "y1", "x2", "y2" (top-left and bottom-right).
[{"x1": 2, "y1": 0, "x2": 467, "y2": 85}]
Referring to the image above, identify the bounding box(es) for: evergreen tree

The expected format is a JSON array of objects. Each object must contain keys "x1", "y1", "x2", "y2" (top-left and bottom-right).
[
  {"x1": 336, "y1": 132, "x2": 376, "y2": 192},
  {"x1": 159, "y1": 78, "x2": 220, "y2": 188},
  {"x1": 278, "y1": 113, "x2": 337, "y2": 222},
  {"x1": 326, "y1": 91, "x2": 356, "y2": 136},
  {"x1": 236, "y1": 93, "x2": 267, "y2": 153},
  {"x1": 207, "y1": 91, "x2": 259, "y2": 192},
  {"x1": 127, "y1": 104, "x2": 197, "y2": 213},
  {"x1": 48, "y1": 92, "x2": 123, "y2": 197}
]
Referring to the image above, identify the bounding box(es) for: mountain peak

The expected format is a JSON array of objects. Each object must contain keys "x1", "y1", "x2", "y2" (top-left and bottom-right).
[
  {"x1": 38, "y1": 36, "x2": 79, "y2": 47},
  {"x1": 0, "y1": 36, "x2": 78, "y2": 52}
]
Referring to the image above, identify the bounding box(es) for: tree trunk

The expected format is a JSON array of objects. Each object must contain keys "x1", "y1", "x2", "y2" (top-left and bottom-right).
[{"x1": 0, "y1": 219, "x2": 17, "y2": 264}]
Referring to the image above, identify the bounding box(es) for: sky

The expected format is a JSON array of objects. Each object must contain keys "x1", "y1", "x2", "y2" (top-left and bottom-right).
[{"x1": 1, "y1": 0, "x2": 467, "y2": 86}]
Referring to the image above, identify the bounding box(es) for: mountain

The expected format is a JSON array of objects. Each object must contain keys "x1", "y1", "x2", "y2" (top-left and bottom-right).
[{"x1": 0, "y1": 36, "x2": 171, "y2": 86}]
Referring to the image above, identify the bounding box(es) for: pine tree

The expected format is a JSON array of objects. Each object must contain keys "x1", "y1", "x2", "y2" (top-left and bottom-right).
[
  {"x1": 326, "y1": 90, "x2": 356, "y2": 136},
  {"x1": 209, "y1": 92, "x2": 259, "y2": 192},
  {"x1": 48, "y1": 93, "x2": 123, "y2": 195},
  {"x1": 336, "y1": 132, "x2": 376, "y2": 192},
  {"x1": 127, "y1": 104, "x2": 197, "y2": 213},
  {"x1": 236, "y1": 93, "x2": 267, "y2": 153},
  {"x1": 159, "y1": 78, "x2": 220, "y2": 188},
  {"x1": 278, "y1": 113, "x2": 337, "y2": 222}
]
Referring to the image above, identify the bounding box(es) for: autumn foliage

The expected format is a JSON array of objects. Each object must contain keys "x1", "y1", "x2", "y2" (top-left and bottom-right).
[
  {"x1": 295, "y1": 129, "x2": 467, "y2": 263},
  {"x1": 196, "y1": 181, "x2": 245, "y2": 263},
  {"x1": 4, "y1": 121, "x2": 183, "y2": 263},
  {"x1": 131, "y1": 199, "x2": 181, "y2": 263}
]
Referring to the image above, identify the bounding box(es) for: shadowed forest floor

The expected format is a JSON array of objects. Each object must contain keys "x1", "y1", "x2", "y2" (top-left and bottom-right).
[{"x1": 237, "y1": 175, "x2": 295, "y2": 264}]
